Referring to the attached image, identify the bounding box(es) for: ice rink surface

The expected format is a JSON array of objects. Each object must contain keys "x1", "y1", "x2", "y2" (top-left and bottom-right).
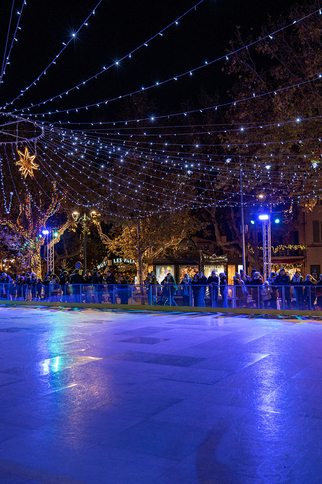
[{"x1": 0, "y1": 306, "x2": 322, "y2": 483}]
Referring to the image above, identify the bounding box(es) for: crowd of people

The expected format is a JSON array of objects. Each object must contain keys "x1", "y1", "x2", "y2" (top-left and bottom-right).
[
  {"x1": 0, "y1": 268, "x2": 130, "y2": 304},
  {"x1": 145, "y1": 267, "x2": 322, "y2": 309},
  {"x1": 233, "y1": 268, "x2": 322, "y2": 310},
  {"x1": 0, "y1": 266, "x2": 321, "y2": 309}
]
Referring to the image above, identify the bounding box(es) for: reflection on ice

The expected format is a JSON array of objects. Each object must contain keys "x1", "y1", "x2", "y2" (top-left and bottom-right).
[{"x1": 38, "y1": 355, "x2": 102, "y2": 375}]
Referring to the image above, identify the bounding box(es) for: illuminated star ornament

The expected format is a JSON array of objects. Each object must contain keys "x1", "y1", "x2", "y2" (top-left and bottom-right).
[{"x1": 16, "y1": 147, "x2": 39, "y2": 179}]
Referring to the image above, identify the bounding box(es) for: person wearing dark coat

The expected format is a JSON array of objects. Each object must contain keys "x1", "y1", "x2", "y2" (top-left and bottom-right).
[
  {"x1": 234, "y1": 273, "x2": 246, "y2": 307},
  {"x1": 240, "y1": 270, "x2": 251, "y2": 285},
  {"x1": 197, "y1": 271, "x2": 207, "y2": 307},
  {"x1": 207, "y1": 271, "x2": 219, "y2": 307},
  {"x1": 69, "y1": 270, "x2": 85, "y2": 301},
  {"x1": 250, "y1": 272, "x2": 262, "y2": 308},
  {"x1": 219, "y1": 273, "x2": 228, "y2": 308},
  {"x1": 105, "y1": 271, "x2": 116, "y2": 303},
  {"x1": 268, "y1": 272, "x2": 278, "y2": 309},
  {"x1": 161, "y1": 273, "x2": 178, "y2": 306},
  {"x1": 291, "y1": 270, "x2": 303, "y2": 310},
  {"x1": 29, "y1": 273, "x2": 37, "y2": 300},
  {"x1": 117, "y1": 274, "x2": 129, "y2": 304},
  {"x1": 316, "y1": 274, "x2": 322, "y2": 309},
  {"x1": 69, "y1": 270, "x2": 85, "y2": 284},
  {"x1": 93, "y1": 270, "x2": 104, "y2": 303},
  {"x1": 191, "y1": 274, "x2": 200, "y2": 307},
  {"x1": 59, "y1": 271, "x2": 69, "y2": 299},
  {"x1": 42, "y1": 274, "x2": 51, "y2": 300},
  {"x1": 274, "y1": 268, "x2": 291, "y2": 309},
  {"x1": 180, "y1": 274, "x2": 191, "y2": 306},
  {"x1": 303, "y1": 274, "x2": 317, "y2": 310}
]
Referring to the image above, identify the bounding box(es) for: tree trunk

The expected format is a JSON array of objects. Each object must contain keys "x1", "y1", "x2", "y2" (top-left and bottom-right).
[
  {"x1": 31, "y1": 245, "x2": 42, "y2": 278},
  {"x1": 136, "y1": 218, "x2": 143, "y2": 284}
]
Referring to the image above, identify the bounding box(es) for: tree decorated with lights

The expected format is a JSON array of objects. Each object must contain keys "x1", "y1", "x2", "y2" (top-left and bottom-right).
[
  {"x1": 98, "y1": 211, "x2": 200, "y2": 283},
  {"x1": 0, "y1": 183, "x2": 71, "y2": 276}
]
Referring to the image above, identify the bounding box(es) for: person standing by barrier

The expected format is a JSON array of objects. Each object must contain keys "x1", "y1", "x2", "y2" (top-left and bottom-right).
[
  {"x1": 219, "y1": 272, "x2": 228, "y2": 308},
  {"x1": 161, "y1": 273, "x2": 178, "y2": 306},
  {"x1": 234, "y1": 273, "x2": 246, "y2": 307},
  {"x1": 250, "y1": 272, "x2": 262, "y2": 308},
  {"x1": 197, "y1": 271, "x2": 207, "y2": 307},
  {"x1": 50, "y1": 274, "x2": 60, "y2": 301},
  {"x1": 29, "y1": 273, "x2": 37, "y2": 300},
  {"x1": 93, "y1": 270, "x2": 104, "y2": 303},
  {"x1": 69, "y1": 270, "x2": 85, "y2": 302},
  {"x1": 149, "y1": 271, "x2": 158, "y2": 304},
  {"x1": 105, "y1": 271, "x2": 116, "y2": 303},
  {"x1": 84, "y1": 270, "x2": 93, "y2": 303},
  {"x1": 292, "y1": 270, "x2": 303, "y2": 310},
  {"x1": 316, "y1": 274, "x2": 322, "y2": 310},
  {"x1": 261, "y1": 281, "x2": 271, "y2": 309},
  {"x1": 207, "y1": 271, "x2": 219, "y2": 307},
  {"x1": 303, "y1": 274, "x2": 317, "y2": 310},
  {"x1": 117, "y1": 274, "x2": 129, "y2": 304},
  {"x1": 268, "y1": 272, "x2": 278, "y2": 309},
  {"x1": 42, "y1": 274, "x2": 51, "y2": 300},
  {"x1": 240, "y1": 269, "x2": 251, "y2": 286},
  {"x1": 23, "y1": 273, "x2": 31, "y2": 300},
  {"x1": 180, "y1": 273, "x2": 191, "y2": 306},
  {"x1": 36, "y1": 278, "x2": 43, "y2": 300},
  {"x1": 191, "y1": 274, "x2": 200, "y2": 307},
  {"x1": 59, "y1": 271, "x2": 69, "y2": 301},
  {"x1": 274, "y1": 268, "x2": 291, "y2": 310}
]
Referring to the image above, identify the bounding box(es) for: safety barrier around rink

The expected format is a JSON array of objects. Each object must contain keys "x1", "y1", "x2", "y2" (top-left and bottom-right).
[{"x1": 1, "y1": 283, "x2": 322, "y2": 317}]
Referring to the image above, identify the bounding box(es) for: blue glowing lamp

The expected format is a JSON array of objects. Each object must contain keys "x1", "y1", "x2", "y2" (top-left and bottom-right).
[
  {"x1": 274, "y1": 218, "x2": 280, "y2": 224},
  {"x1": 258, "y1": 214, "x2": 269, "y2": 221},
  {"x1": 42, "y1": 229, "x2": 49, "y2": 235},
  {"x1": 250, "y1": 220, "x2": 255, "y2": 225}
]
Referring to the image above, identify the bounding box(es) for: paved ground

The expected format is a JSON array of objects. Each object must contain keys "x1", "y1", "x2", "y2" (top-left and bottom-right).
[{"x1": 0, "y1": 307, "x2": 322, "y2": 483}]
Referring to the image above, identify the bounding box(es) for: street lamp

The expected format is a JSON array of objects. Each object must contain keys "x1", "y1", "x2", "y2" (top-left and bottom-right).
[{"x1": 72, "y1": 211, "x2": 97, "y2": 272}]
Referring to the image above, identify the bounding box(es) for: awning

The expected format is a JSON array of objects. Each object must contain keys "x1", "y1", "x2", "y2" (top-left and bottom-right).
[{"x1": 271, "y1": 258, "x2": 304, "y2": 264}]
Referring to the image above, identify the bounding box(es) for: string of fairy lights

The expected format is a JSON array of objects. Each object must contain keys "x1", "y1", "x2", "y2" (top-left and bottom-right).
[
  {"x1": 0, "y1": 1, "x2": 320, "y2": 223},
  {"x1": 5, "y1": 6, "x2": 321, "y2": 118},
  {"x1": 0, "y1": 0, "x2": 26, "y2": 85},
  {"x1": 3, "y1": 0, "x2": 205, "y2": 113},
  {"x1": 2, "y1": 0, "x2": 104, "y2": 107}
]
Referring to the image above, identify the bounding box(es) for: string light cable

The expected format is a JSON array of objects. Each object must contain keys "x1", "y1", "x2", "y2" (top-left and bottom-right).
[{"x1": 4, "y1": 0, "x2": 205, "y2": 111}]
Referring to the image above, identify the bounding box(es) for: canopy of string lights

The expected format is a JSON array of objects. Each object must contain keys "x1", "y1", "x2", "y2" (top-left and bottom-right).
[{"x1": 0, "y1": 0, "x2": 321, "y2": 219}]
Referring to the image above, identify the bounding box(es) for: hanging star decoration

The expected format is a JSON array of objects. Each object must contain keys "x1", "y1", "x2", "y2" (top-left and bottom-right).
[{"x1": 16, "y1": 147, "x2": 39, "y2": 179}]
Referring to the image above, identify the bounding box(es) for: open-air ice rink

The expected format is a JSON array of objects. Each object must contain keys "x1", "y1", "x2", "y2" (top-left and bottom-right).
[{"x1": 1, "y1": 307, "x2": 322, "y2": 483}]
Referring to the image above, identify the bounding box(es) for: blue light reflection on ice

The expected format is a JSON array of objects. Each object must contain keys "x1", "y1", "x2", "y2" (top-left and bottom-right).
[{"x1": 39, "y1": 356, "x2": 61, "y2": 375}]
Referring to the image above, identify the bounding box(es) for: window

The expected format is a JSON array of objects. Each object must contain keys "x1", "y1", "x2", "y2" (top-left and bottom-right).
[
  {"x1": 313, "y1": 220, "x2": 320, "y2": 243},
  {"x1": 294, "y1": 230, "x2": 299, "y2": 245}
]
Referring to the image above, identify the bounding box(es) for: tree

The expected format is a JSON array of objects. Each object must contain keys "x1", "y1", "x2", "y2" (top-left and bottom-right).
[
  {"x1": 221, "y1": 0, "x2": 322, "y2": 209},
  {"x1": 0, "y1": 184, "x2": 70, "y2": 276},
  {"x1": 96, "y1": 210, "x2": 200, "y2": 283}
]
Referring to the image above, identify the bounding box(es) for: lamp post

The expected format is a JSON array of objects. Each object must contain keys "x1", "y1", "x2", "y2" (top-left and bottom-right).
[
  {"x1": 239, "y1": 156, "x2": 247, "y2": 272},
  {"x1": 72, "y1": 211, "x2": 97, "y2": 273}
]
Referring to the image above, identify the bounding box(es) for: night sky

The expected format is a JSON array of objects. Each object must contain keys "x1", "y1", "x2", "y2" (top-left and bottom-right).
[{"x1": 0, "y1": 0, "x2": 300, "y2": 124}]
